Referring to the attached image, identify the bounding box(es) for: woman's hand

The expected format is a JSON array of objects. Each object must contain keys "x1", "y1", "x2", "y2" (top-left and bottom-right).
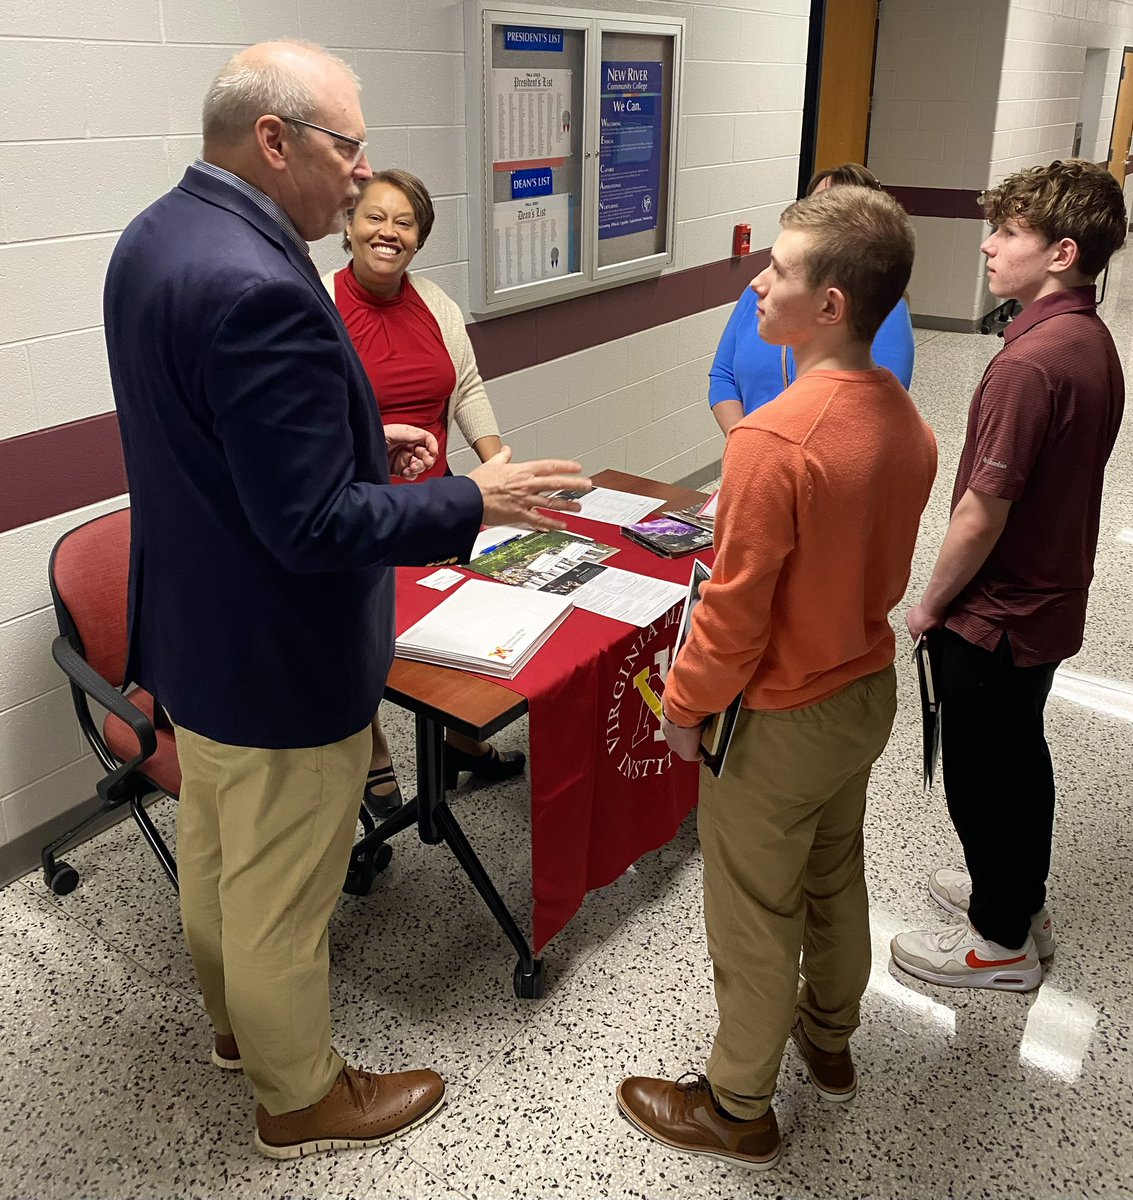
[{"x1": 385, "y1": 424, "x2": 438, "y2": 479}]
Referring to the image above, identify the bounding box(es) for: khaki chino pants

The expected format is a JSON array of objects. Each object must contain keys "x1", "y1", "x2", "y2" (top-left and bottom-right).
[
  {"x1": 173, "y1": 722, "x2": 371, "y2": 1115},
  {"x1": 699, "y1": 666, "x2": 896, "y2": 1119}
]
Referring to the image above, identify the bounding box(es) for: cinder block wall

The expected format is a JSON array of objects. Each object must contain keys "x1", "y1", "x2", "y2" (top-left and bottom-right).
[
  {"x1": 0, "y1": 0, "x2": 808, "y2": 863},
  {"x1": 870, "y1": 0, "x2": 1133, "y2": 328}
]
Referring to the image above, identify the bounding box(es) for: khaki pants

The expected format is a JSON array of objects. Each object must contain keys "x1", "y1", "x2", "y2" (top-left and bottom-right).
[
  {"x1": 173, "y1": 723, "x2": 371, "y2": 1115},
  {"x1": 699, "y1": 666, "x2": 896, "y2": 1119}
]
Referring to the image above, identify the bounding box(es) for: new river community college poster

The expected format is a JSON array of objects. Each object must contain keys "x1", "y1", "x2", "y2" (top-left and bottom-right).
[{"x1": 598, "y1": 60, "x2": 663, "y2": 241}]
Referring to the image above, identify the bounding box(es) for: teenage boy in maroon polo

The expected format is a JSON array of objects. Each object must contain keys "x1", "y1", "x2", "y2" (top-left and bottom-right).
[{"x1": 892, "y1": 159, "x2": 1126, "y2": 992}]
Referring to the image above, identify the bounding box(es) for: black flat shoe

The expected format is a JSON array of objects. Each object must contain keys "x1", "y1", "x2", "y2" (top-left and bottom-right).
[
  {"x1": 363, "y1": 764, "x2": 403, "y2": 819},
  {"x1": 444, "y1": 744, "x2": 527, "y2": 790}
]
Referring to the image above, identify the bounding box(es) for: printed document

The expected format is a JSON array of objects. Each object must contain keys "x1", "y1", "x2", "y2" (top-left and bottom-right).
[
  {"x1": 493, "y1": 193, "x2": 570, "y2": 288},
  {"x1": 491, "y1": 68, "x2": 572, "y2": 162},
  {"x1": 546, "y1": 486, "x2": 660, "y2": 526},
  {"x1": 566, "y1": 567, "x2": 685, "y2": 627}
]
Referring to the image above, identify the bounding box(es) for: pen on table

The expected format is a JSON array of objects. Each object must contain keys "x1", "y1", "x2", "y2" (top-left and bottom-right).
[{"x1": 479, "y1": 535, "x2": 522, "y2": 556}]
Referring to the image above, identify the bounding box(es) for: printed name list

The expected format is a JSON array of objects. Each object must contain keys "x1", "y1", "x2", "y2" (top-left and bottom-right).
[{"x1": 492, "y1": 69, "x2": 572, "y2": 163}]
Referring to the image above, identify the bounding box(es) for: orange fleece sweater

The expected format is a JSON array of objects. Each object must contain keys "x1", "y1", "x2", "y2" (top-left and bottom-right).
[{"x1": 664, "y1": 367, "x2": 937, "y2": 724}]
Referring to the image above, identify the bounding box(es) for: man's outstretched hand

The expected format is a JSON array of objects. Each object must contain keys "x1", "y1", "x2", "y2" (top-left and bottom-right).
[{"x1": 469, "y1": 447, "x2": 592, "y2": 530}]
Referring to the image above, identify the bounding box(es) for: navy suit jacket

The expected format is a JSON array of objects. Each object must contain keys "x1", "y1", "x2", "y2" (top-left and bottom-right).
[{"x1": 104, "y1": 167, "x2": 483, "y2": 748}]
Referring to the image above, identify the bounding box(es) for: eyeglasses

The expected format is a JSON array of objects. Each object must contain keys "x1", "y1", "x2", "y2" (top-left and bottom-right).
[{"x1": 280, "y1": 116, "x2": 368, "y2": 167}]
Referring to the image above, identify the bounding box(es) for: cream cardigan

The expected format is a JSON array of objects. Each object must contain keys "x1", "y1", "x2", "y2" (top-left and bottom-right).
[{"x1": 321, "y1": 267, "x2": 500, "y2": 452}]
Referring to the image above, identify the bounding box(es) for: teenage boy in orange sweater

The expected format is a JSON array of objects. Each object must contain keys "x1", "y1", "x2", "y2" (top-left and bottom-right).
[{"x1": 616, "y1": 186, "x2": 937, "y2": 1171}]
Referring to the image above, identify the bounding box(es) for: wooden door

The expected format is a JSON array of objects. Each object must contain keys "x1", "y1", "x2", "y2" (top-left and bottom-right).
[
  {"x1": 1106, "y1": 48, "x2": 1133, "y2": 181},
  {"x1": 813, "y1": 0, "x2": 880, "y2": 173}
]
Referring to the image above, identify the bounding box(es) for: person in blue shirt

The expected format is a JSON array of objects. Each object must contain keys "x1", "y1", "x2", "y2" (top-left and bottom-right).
[{"x1": 709, "y1": 163, "x2": 916, "y2": 435}]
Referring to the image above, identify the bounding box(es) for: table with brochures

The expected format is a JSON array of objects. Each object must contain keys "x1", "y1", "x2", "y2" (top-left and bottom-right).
[{"x1": 350, "y1": 470, "x2": 712, "y2": 998}]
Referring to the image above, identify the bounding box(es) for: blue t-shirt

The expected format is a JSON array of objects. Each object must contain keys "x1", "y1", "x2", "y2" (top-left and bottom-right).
[{"x1": 707, "y1": 286, "x2": 916, "y2": 413}]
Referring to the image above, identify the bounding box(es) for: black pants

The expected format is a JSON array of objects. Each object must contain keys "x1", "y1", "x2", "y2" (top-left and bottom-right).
[{"x1": 938, "y1": 627, "x2": 1059, "y2": 949}]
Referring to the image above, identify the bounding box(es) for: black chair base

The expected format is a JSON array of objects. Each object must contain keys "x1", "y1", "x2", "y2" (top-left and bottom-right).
[{"x1": 41, "y1": 784, "x2": 177, "y2": 896}]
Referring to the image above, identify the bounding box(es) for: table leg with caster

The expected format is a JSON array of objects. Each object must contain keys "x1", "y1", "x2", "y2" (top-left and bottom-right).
[{"x1": 415, "y1": 713, "x2": 545, "y2": 999}]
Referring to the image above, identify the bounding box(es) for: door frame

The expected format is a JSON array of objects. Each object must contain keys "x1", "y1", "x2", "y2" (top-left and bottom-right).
[
  {"x1": 798, "y1": 0, "x2": 881, "y2": 197},
  {"x1": 797, "y1": 0, "x2": 827, "y2": 197},
  {"x1": 1105, "y1": 45, "x2": 1133, "y2": 182}
]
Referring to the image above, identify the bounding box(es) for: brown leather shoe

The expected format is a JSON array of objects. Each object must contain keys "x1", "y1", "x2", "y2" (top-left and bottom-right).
[
  {"x1": 790, "y1": 1018, "x2": 857, "y2": 1101},
  {"x1": 254, "y1": 1065, "x2": 445, "y2": 1159},
  {"x1": 616, "y1": 1074, "x2": 781, "y2": 1170},
  {"x1": 211, "y1": 1032, "x2": 242, "y2": 1071}
]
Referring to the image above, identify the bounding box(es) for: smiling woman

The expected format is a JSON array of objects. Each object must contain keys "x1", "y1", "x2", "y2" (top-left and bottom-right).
[
  {"x1": 321, "y1": 167, "x2": 524, "y2": 814},
  {"x1": 325, "y1": 169, "x2": 502, "y2": 482},
  {"x1": 345, "y1": 174, "x2": 424, "y2": 297}
]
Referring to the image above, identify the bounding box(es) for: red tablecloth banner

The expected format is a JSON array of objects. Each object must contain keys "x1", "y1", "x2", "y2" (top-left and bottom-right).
[{"x1": 394, "y1": 515, "x2": 709, "y2": 952}]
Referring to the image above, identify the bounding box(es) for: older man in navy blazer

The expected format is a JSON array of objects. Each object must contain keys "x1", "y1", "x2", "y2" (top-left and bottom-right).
[{"x1": 104, "y1": 40, "x2": 586, "y2": 1159}]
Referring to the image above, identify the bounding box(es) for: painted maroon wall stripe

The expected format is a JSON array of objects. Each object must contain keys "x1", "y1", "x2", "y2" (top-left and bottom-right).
[
  {"x1": 885, "y1": 185, "x2": 984, "y2": 221},
  {"x1": 0, "y1": 413, "x2": 127, "y2": 535},
  {"x1": 466, "y1": 249, "x2": 768, "y2": 381},
  {"x1": 0, "y1": 250, "x2": 774, "y2": 533}
]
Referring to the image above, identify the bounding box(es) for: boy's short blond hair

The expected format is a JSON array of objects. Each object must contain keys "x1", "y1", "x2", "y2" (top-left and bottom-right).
[
  {"x1": 780, "y1": 186, "x2": 914, "y2": 343},
  {"x1": 980, "y1": 159, "x2": 1126, "y2": 278}
]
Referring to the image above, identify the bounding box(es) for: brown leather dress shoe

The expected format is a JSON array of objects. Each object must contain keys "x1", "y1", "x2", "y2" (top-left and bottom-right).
[
  {"x1": 791, "y1": 1018, "x2": 857, "y2": 1101},
  {"x1": 211, "y1": 1032, "x2": 242, "y2": 1071},
  {"x1": 615, "y1": 1073, "x2": 781, "y2": 1170},
  {"x1": 254, "y1": 1065, "x2": 445, "y2": 1159}
]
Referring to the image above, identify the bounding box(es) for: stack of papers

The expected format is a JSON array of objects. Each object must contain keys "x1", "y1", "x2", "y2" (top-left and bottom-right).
[
  {"x1": 395, "y1": 579, "x2": 573, "y2": 679},
  {"x1": 665, "y1": 494, "x2": 716, "y2": 533},
  {"x1": 622, "y1": 516, "x2": 714, "y2": 558}
]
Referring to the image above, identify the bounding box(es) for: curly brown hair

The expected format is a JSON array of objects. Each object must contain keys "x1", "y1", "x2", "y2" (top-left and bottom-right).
[{"x1": 979, "y1": 159, "x2": 1126, "y2": 277}]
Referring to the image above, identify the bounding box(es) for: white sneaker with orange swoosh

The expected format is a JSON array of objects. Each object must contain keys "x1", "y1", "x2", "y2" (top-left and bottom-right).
[
  {"x1": 890, "y1": 921, "x2": 1042, "y2": 992},
  {"x1": 928, "y1": 867, "x2": 1055, "y2": 959}
]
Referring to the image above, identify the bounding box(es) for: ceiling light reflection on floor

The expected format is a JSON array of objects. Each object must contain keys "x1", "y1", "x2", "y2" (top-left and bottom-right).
[
  {"x1": 867, "y1": 912, "x2": 957, "y2": 1036},
  {"x1": 1018, "y1": 986, "x2": 1097, "y2": 1082},
  {"x1": 1051, "y1": 666, "x2": 1133, "y2": 723}
]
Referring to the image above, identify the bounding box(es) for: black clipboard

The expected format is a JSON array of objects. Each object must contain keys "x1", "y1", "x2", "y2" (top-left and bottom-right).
[
  {"x1": 672, "y1": 560, "x2": 742, "y2": 778},
  {"x1": 913, "y1": 632, "x2": 941, "y2": 793}
]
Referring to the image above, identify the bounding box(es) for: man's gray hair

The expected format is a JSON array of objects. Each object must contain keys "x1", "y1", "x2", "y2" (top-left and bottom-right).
[{"x1": 202, "y1": 41, "x2": 359, "y2": 145}]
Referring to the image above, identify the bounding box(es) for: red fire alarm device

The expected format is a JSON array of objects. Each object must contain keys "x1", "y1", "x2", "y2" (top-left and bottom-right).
[{"x1": 732, "y1": 223, "x2": 751, "y2": 257}]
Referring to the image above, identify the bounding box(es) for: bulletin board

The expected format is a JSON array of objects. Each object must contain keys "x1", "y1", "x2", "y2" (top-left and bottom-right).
[{"x1": 465, "y1": 1, "x2": 683, "y2": 316}]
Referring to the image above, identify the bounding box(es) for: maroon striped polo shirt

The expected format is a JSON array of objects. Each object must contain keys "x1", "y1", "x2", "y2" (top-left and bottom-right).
[{"x1": 946, "y1": 285, "x2": 1125, "y2": 666}]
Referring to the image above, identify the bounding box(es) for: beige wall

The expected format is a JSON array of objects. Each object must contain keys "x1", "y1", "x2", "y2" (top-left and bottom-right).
[
  {"x1": 869, "y1": 0, "x2": 1133, "y2": 326},
  {"x1": 0, "y1": 0, "x2": 809, "y2": 859}
]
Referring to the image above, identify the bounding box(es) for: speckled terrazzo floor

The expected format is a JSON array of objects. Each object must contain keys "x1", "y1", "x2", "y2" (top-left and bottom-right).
[{"x1": 3, "y1": 258, "x2": 1133, "y2": 1199}]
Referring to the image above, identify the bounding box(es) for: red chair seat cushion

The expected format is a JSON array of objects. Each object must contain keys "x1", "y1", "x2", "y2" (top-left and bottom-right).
[{"x1": 102, "y1": 689, "x2": 182, "y2": 797}]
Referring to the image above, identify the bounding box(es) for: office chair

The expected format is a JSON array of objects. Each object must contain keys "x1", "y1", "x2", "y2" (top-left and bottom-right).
[
  {"x1": 43, "y1": 508, "x2": 392, "y2": 897},
  {"x1": 43, "y1": 508, "x2": 180, "y2": 895}
]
